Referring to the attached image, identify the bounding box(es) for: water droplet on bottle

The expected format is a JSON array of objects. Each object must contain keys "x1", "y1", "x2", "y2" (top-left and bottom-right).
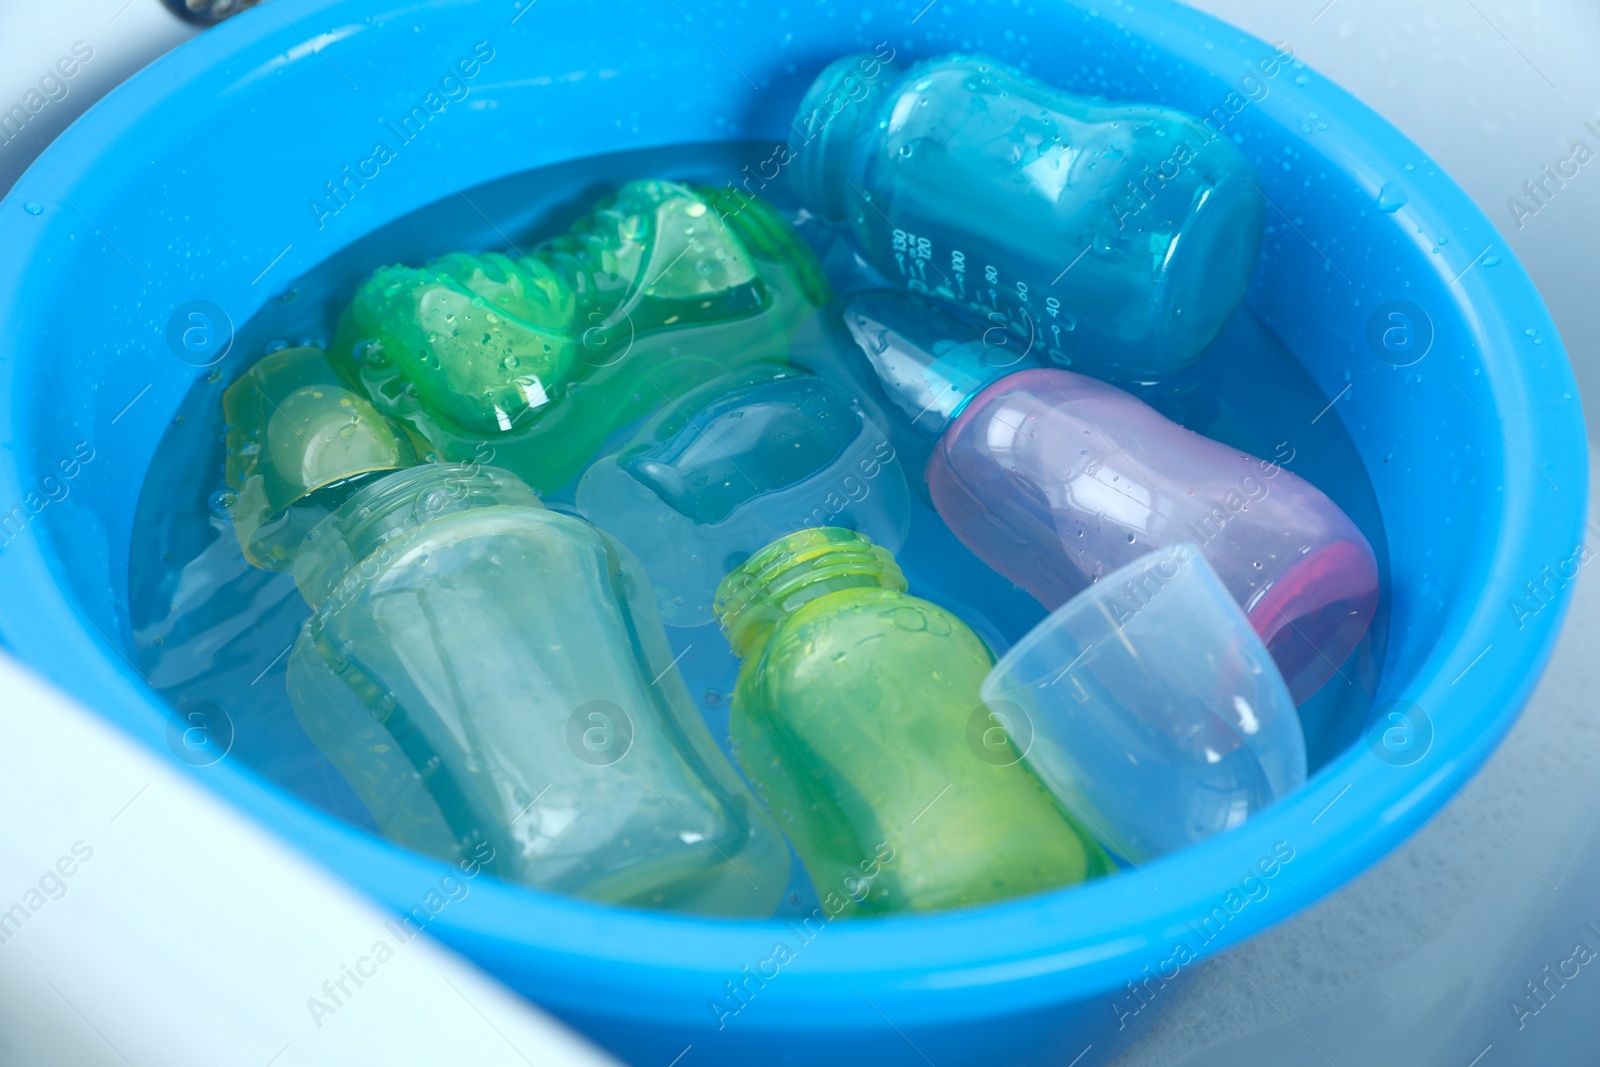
[
  {"x1": 23, "y1": 202, "x2": 43, "y2": 216},
  {"x1": 502, "y1": 355, "x2": 520, "y2": 370},
  {"x1": 265, "y1": 339, "x2": 289, "y2": 354},
  {"x1": 1377, "y1": 182, "x2": 1408, "y2": 212},
  {"x1": 704, "y1": 688, "x2": 723, "y2": 706},
  {"x1": 338, "y1": 422, "x2": 359, "y2": 438},
  {"x1": 1126, "y1": 533, "x2": 1136, "y2": 543},
  {"x1": 208, "y1": 488, "x2": 238, "y2": 517}
]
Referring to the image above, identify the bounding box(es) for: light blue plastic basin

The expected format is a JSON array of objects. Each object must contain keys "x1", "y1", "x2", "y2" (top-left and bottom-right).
[{"x1": 0, "y1": 1, "x2": 1584, "y2": 1064}]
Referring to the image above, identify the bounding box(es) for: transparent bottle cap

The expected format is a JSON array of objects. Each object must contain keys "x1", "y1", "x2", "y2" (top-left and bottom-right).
[{"x1": 980, "y1": 542, "x2": 1306, "y2": 863}]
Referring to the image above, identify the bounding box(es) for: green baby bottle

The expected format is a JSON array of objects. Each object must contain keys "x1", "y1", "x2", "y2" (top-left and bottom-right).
[
  {"x1": 328, "y1": 180, "x2": 830, "y2": 492},
  {"x1": 285, "y1": 461, "x2": 790, "y2": 916},
  {"x1": 714, "y1": 527, "x2": 1112, "y2": 916}
]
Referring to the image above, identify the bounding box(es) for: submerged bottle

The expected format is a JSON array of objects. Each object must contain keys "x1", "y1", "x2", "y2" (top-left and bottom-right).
[
  {"x1": 329, "y1": 180, "x2": 830, "y2": 492},
  {"x1": 222, "y1": 345, "x2": 420, "y2": 569},
  {"x1": 789, "y1": 52, "x2": 1264, "y2": 382},
  {"x1": 576, "y1": 362, "x2": 910, "y2": 627},
  {"x1": 715, "y1": 527, "x2": 1112, "y2": 916},
  {"x1": 285, "y1": 462, "x2": 789, "y2": 915},
  {"x1": 811, "y1": 290, "x2": 1378, "y2": 705}
]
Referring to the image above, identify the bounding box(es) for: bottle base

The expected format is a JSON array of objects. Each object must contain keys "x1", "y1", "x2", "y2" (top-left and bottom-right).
[{"x1": 1248, "y1": 538, "x2": 1379, "y2": 705}]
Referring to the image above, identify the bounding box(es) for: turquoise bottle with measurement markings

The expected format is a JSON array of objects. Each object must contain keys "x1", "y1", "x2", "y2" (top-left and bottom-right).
[{"x1": 789, "y1": 52, "x2": 1265, "y2": 382}]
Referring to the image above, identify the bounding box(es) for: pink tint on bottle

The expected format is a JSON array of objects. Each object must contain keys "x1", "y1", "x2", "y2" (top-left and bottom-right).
[{"x1": 925, "y1": 368, "x2": 1378, "y2": 704}]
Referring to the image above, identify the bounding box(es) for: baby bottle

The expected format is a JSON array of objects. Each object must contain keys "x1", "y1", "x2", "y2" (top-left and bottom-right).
[
  {"x1": 714, "y1": 527, "x2": 1112, "y2": 916},
  {"x1": 222, "y1": 345, "x2": 420, "y2": 569},
  {"x1": 814, "y1": 290, "x2": 1377, "y2": 705},
  {"x1": 576, "y1": 362, "x2": 910, "y2": 627},
  {"x1": 329, "y1": 180, "x2": 830, "y2": 491},
  {"x1": 928, "y1": 370, "x2": 1377, "y2": 706},
  {"x1": 788, "y1": 52, "x2": 1264, "y2": 382},
  {"x1": 284, "y1": 461, "x2": 790, "y2": 916}
]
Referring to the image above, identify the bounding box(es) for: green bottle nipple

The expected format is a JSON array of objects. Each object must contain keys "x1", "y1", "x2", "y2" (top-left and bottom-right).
[
  {"x1": 222, "y1": 345, "x2": 419, "y2": 570},
  {"x1": 327, "y1": 180, "x2": 829, "y2": 493}
]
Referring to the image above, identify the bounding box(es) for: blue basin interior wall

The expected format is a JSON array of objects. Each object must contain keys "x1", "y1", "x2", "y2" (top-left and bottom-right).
[{"x1": 0, "y1": 1, "x2": 1584, "y2": 1064}]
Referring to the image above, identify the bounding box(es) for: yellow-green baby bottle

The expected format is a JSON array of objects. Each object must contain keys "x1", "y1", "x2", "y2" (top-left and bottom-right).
[{"x1": 714, "y1": 527, "x2": 1112, "y2": 916}]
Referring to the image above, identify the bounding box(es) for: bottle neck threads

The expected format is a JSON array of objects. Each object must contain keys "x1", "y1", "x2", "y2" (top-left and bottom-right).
[
  {"x1": 788, "y1": 54, "x2": 897, "y2": 223},
  {"x1": 293, "y1": 462, "x2": 542, "y2": 609},
  {"x1": 715, "y1": 527, "x2": 906, "y2": 657}
]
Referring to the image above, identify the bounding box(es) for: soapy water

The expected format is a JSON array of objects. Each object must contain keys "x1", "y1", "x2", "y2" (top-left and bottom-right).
[{"x1": 128, "y1": 142, "x2": 1388, "y2": 905}]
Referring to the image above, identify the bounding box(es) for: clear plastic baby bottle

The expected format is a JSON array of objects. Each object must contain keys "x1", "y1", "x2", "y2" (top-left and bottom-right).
[
  {"x1": 715, "y1": 527, "x2": 1112, "y2": 916},
  {"x1": 284, "y1": 462, "x2": 790, "y2": 915},
  {"x1": 576, "y1": 363, "x2": 910, "y2": 627},
  {"x1": 788, "y1": 52, "x2": 1264, "y2": 382},
  {"x1": 328, "y1": 181, "x2": 830, "y2": 492}
]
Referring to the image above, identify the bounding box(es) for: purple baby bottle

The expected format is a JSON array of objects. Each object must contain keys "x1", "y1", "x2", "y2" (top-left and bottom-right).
[{"x1": 813, "y1": 290, "x2": 1378, "y2": 705}]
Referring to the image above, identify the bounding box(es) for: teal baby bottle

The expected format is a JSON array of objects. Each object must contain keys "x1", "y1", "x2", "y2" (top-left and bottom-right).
[
  {"x1": 284, "y1": 462, "x2": 790, "y2": 916},
  {"x1": 575, "y1": 363, "x2": 910, "y2": 627},
  {"x1": 789, "y1": 52, "x2": 1265, "y2": 382}
]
